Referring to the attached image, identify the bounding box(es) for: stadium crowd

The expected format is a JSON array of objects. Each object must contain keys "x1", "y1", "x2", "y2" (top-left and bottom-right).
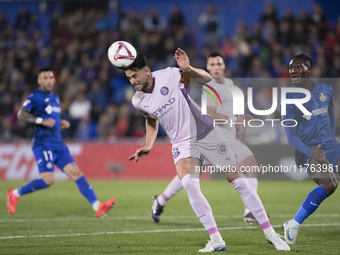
[{"x1": 0, "y1": 2, "x2": 340, "y2": 143}]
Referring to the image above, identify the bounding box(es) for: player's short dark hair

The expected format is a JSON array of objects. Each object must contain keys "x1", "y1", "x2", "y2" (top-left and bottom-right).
[
  {"x1": 38, "y1": 67, "x2": 53, "y2": 74},
  {"x1": 207, "y1": 51, "x2": 224, "y2": 60},
  {"x1": 293, "y1": 54, "x2": 313, "y2": 67},
  {"x1": 125, "y1": 53, "x2": 148, "y2": 71}
]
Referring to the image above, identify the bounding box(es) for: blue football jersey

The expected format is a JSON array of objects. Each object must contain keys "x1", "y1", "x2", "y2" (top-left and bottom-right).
[
  {"x1": 282, "y1": 81, "x2": 337, "y2": 165},
  {"x1": 22, "y1": 89, "x2": 63, "y2": 147}
]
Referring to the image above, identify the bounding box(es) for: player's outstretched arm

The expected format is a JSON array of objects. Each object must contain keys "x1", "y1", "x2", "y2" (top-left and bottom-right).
[
  {"x1": 128, "y1": 116, "x2": 159, "y2": 162},
  {"x1": 174, "y1": 48, "x2": 211, "y2": 82},
  {"x1": 18, "y1": 108, "x2": 56, "y2": 128}
]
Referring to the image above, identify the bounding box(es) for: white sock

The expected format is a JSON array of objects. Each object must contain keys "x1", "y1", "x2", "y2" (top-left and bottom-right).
[
  {"x1": 157, "y1": 195, "x2": 166, "y2": 206},
  {"x1": 230, "y1": 177, "x2": 271, "y2": 234},
  {"x1": 159, "y1": 175, "x2": 183, "y2": 206},
  {"x1": 246, "y1": 178, "x2": 258, "y2": 192},
  {"x1": 13, "y1": 189, "x2": 20, "y2": 197},
  {"x1": 244, "y1": 178, "x2": 258, "y2": 214},
  {"x1": 263, "y1": 226, "x2": 275, "y2": 236},
  {"x1": 92, "y1": 200, "x2": 100, "y2": 211},
  {"x1": 210, "y1": 233, "x2": 224, "y2": 243},
  {"x1": 181, "y1": 174, "x2": 223, "y2": 242}
]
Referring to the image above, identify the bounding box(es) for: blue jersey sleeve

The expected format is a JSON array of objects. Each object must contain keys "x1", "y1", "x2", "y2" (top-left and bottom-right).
[
  {"x1": 328, "y1": 86, "x2": 336, "y2": 134},
  {"x1": 21, "y1": 92, "x2": 37, "y2": 112},
  {"x1": 282, "y1": 93, "x2": 298, "y2": 127},
  {"x1": 285, "y1": 126, "x2": 312, "y2": 157}
]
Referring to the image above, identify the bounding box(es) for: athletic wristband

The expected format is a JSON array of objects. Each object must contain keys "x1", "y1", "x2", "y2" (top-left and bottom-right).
[
  {"x1": 229, "y1": 115, "x2": 237, "y2": 122},
  {"x1": 35, "y1": 117, "x2": 43, "y2": 124}
]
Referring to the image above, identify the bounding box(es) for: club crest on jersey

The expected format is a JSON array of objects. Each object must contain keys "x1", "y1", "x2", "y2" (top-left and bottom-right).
[
  {"x1": 319, "y1": 93, "x2": 327, "y2": 102},
  {"x1": 217, "y1": 143, "x2": 228, "y2": 154},
  {"x1": 160, "y1": 86, "x2": 169, "y2": 95}
]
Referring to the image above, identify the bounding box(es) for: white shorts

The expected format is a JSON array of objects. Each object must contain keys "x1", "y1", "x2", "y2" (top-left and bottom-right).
[
  {"x1": 229, "y1": 138, "x2": 253, "y2": 164},
  {"x1": 171, "y1": 127, "x2": 237, "y2": 168}
]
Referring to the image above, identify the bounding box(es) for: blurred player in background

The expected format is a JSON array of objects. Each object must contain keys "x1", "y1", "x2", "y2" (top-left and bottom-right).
[
  {"x1": 126, "y1": 48, "x2": 289, "y2": 251},
  {"x1": 6, "y1": 67, "x2": 116, "y2": 218},
  {"x1": 282, "y1": 54, "x2": 339, "y2": 244},
  {"x1": 151, "y1": 51, "x2": 261, "y2": 224}
]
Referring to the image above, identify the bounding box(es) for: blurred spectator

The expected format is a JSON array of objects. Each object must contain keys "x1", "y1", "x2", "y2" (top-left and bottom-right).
[
  {"x1": 143, "y1": 7, "x2": 166, "y2": 32},
  {"x1": 169, "y1": 5, "x2": 185, "y2": 31},
  {"x1": 282, "y1": 9, "x2": 295, "y2": 25},
  {"x1": 69, "y1": 92, "x2": 92, "y2": 136},
  {"x1": 0, "y1": 2, "x2": 339, "y2": 143},
  {"x1": 15, "y1": 5, "x2": 32, "y2": 30},
  {"x1": 120, "y1": 8, "x2": 140, "y2": 33},
  {"x1": 259, "y1": 2, "x2": 278, "y2": 24},
  {"x1": 198, "y1": 4, "x2": 222, "y2": 48},
  {"x1": 0, "y1": 11, "x2": 8, "y2": 31},
  {"x1": 75, "y1": 114, "x2": 97, "y2": 140}
]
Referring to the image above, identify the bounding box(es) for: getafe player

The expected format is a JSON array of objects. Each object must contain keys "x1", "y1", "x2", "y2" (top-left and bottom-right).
[
  {"x1": 7, "y1": 67, "x2": 116, "y2": 218},
  {"x1": 282, "y1": 54, "x2": 339, "y2": 244}
]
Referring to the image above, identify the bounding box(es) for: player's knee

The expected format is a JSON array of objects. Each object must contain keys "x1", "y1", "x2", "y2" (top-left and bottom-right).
[
  {"x1": 181, "y1": 174, "x2": 199, "y2": 191},
  {"x1": 42, "y1": 178, "x2": 54, "y2": 186},
  {"x1": 40, "y1": 172, "x2": 54, "y2": 186},
  {"x1": 322, "y1": 178, "x2": 338, "y2": 195}
]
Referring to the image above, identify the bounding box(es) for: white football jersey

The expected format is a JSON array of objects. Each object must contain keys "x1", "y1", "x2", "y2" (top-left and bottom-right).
[
  {"x1": 132, "y1": 67, "x2": 214, "y2": 144},
  {"x1": 205, "y1": 78, "x2": 237, "y2": 140}
]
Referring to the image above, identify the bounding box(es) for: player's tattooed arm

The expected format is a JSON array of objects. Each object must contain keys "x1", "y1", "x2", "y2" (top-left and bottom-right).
[{"x1": 17, "y1": 108, "x2": 56, "y2": 128}]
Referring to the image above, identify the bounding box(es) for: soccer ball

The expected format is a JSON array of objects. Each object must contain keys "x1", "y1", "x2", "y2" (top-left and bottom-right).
[{"x1": 107, "y1": 41, "x2": 137, "y2": 70}]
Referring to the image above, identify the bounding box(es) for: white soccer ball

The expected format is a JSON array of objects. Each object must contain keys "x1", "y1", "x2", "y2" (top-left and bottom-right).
[{"x1": 107, "y1": 41, "x2": 137, "y2": 70}]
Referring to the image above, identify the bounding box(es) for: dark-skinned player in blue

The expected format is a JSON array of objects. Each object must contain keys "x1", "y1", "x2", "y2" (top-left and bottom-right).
[
  {"x1": 7, "y1": 67, "x2": 116, "y2": 218},
  {"x1": 282, "y1": 54, "x2": 338, "y2": 244}
]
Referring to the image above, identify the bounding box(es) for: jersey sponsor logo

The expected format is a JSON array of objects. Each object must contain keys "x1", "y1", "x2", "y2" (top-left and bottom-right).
[
  {"x1": 311, "y1": 107, "x2": 327, "y2": 116},
  {"x1": 160, "y1": 86, "x2": 169, "y2": 95},
  {"x1": 45, "y1": 105, "x2": 61, "y2": 114},
  {"x1": 152, "y1": 98, "x2": 175, "y2": 117},
  {"x1": 44, "y1": 98, "x2": 50, "y2": 102},
  {"x1": 22, "y1": 100, "x2": 31, "y2": 107},
  {"x1": 319, "y1": 93, "x2": 327, "y2": 102}
]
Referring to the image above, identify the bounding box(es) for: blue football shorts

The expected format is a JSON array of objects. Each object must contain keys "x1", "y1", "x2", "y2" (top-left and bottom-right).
[{"x1": 32, "y1": 143, "x2": 75, "y2": 173}]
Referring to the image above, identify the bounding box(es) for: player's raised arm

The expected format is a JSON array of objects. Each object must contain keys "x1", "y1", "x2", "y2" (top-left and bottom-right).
[
  {"x1": 17, "y1": 108, "x2": 55, "y2": 128},
  {"x1": 128, "y1": 115, "x2": 158, "y2": 162},
  {"x1": 174, "y1": 48, "x2": 211, "y2": 82}
]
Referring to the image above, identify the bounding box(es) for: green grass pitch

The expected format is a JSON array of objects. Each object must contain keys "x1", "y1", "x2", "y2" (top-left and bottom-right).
[{"x1": 1, "y1": 179, "x2": 340, "y2": 254}]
